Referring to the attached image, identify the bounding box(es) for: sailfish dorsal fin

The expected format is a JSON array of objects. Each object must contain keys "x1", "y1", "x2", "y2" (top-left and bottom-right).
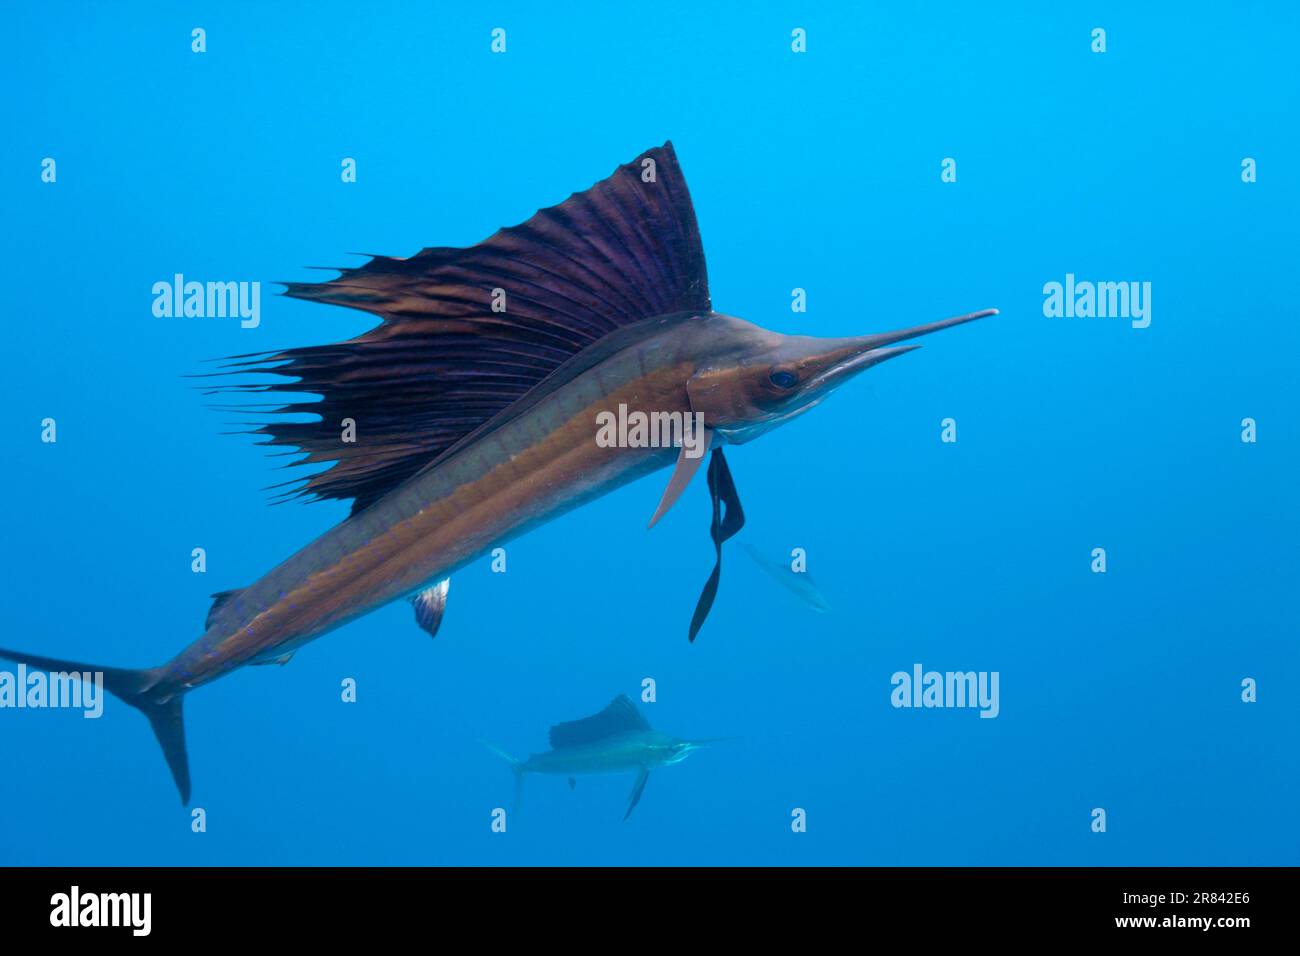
[
  {"x1": 217, "y1": 142, "x2": 710, "y2": 514},
  {"x1": 549, "y1": 695, "x2": 652, "y2": 750}
]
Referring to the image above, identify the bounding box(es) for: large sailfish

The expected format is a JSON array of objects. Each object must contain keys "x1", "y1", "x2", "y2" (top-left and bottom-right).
[{"x1": 0, "y1": 143, "x2": 995, "y2": 802}]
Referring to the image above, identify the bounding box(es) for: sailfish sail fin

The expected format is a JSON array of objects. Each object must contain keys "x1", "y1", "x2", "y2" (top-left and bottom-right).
[
  {"x1": 549, "y1": 694, "x2": 651, "y2": 749},
  {"x1": 210, "y1": 142, "x2": 711, "y2": 514}
]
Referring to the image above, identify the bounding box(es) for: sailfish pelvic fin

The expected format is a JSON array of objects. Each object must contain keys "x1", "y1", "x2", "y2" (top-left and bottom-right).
[{"x1": 687, "y1": 448, "x2": 745, "y2": 642}]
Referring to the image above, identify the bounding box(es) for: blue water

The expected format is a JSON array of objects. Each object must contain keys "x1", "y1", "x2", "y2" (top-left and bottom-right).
[{"x1": 2, "y1": 2, "x2": 1296, "y2": 866}]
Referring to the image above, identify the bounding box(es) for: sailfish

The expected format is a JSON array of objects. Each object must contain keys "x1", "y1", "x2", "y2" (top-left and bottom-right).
[
  {"x1": 0, "y1": 143, "x2": 995, "y2": 803},
  {"x1": 483, "y1": 695, "x2": 721, "y2": 821}
]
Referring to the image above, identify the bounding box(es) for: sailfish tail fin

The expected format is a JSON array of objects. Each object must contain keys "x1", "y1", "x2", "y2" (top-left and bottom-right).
[
  {"x1": 480, "y1": 739, "x2": 525, "y2": 813},
  {"x1": 0, "y1": 647, "x2": 191, "y2": 804}
]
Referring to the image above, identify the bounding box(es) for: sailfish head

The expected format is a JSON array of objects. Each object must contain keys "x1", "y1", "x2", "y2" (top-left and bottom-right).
[{"x1": 685, "y1": 308, "x2": 998, "y2": 445}]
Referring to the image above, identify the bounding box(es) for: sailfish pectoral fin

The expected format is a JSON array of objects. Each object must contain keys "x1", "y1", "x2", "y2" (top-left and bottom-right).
[
  {"x1": 687, "y1": 448, "x2": 745, "y2": 642},
  {"x1": 648, "y1": 433, "x2": 713, "y2": 528},
  {"x1": 624, "y1": 768, "x2": 651, "y2": 821}
]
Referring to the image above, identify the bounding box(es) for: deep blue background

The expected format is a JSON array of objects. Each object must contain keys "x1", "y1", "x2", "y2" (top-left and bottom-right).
[{"x1": 1, "y1": 1, "x2": 1296, "y2": 865}]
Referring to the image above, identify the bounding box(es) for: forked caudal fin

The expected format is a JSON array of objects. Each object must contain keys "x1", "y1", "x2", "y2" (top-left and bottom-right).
[{"x1": 0, "y1": 647, "x2": 191, "y2": 804}]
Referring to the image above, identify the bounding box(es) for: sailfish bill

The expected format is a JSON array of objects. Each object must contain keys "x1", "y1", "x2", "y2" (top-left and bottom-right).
[{"x1": 0, "y1": 141, "x2": 995, "y2": 802}]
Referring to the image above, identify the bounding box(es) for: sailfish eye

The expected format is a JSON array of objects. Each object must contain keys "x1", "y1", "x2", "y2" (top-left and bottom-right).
[{"x1": 769, "y1": 370, "x2": 798, "y2": 389}]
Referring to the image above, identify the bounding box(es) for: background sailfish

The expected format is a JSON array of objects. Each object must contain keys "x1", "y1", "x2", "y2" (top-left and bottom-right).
[
  {"x1": 0, "y1": 142, "x2": 995, "y2": 802},
  {"x1": 483, "y1": 695, "x2": 719, "y2": 821}
]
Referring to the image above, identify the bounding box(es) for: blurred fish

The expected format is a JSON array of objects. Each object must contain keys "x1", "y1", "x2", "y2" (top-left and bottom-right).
[
  {"x1": 741, "y1": 543, "x2": 831, "y2": 613},
  {"x1": 483, "y1": 695, "x2": 728, "y2": 821}
]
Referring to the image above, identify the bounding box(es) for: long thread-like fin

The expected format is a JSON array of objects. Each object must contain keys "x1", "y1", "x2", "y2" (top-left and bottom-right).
[
  {"x1": 687, "y1": 448, "x2": 745, "y2": 641},
  {"x1": 0, "y1": 647, "x2": 190, "y2": 803}
]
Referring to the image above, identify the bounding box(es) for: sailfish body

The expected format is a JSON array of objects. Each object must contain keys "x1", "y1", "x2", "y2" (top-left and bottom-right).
[{"x1": 0, "y1": 143, "x2": 995, "y2": 803}]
